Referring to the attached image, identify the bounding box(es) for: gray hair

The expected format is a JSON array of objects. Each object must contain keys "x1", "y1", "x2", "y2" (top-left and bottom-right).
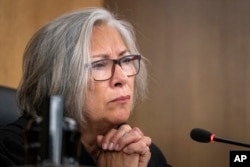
[{"x1": 17, "y1": 8, "x2": 147, "y2": 126}]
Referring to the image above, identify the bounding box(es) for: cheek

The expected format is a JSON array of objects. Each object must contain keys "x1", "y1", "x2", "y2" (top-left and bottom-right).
[
  {"x1": 84, "y1": 81, "x2": 106, "y2": 110},
  {"x1": 87, "y1": 81, "x2": 106, "y2": 100},
  {"x1": 83, "y1": 91, "x2": 101, "y2": 121},
  {"x1": 129, "y1": 78, "x2": 135, "y2": 92}
]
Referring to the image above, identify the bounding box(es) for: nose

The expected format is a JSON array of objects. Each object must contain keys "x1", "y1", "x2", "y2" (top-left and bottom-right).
[{"x1": 110, "y1": 64, "x2": 128, "y2": 87}]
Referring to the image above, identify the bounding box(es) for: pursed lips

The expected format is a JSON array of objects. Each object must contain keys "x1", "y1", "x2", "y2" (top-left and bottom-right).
[{"x1": 109, "y1": 95, "x2": 131, "y2": 103}]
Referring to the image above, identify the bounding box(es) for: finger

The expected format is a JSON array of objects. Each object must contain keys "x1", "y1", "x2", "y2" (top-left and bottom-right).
[
  {"x1": 132, "y1": 127, "x2": 144, "y2": 136},
  {"x1": 109, "y1": 124, "x2": 132, "y2": 145},
  {"x1": 100, "y1": 124, "x2": 132, "y2": 151},
  {"x1": 123, "y1": 141, "x2": 150, "y2": 155},
  {"x1": 115, "y1": 128, "x2": 143, "y2": 151},
  {"x1": 101, "y1": 128, "x2": 117, "y2": 150},
  {"x1": 114, "y1": 122, "x2": 128, "y2": 129},
  {"x1": 140, "y1": 136, "x2": 152, "y2": 147},
  {"x1": 121, "y1": 136, "x2": 151, "y2": 155}
]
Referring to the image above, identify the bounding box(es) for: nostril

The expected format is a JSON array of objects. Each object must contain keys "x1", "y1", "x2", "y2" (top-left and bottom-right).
[{"x1": 114, "y1": 82, "x2": 122, "y2": 87}]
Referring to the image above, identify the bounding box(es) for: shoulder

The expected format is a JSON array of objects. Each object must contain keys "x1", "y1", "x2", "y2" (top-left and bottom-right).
[
  {"x1": 148, "y1": 143, "x2": 171, "y2": 167},
  {"x1": 0, "y1": 115, "x2": 30, "y2": 166}
]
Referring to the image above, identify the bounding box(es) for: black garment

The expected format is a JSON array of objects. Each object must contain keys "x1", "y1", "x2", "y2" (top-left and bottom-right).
[{"x1": 0, "y1": 115, "x2": 171, "y2": 166}]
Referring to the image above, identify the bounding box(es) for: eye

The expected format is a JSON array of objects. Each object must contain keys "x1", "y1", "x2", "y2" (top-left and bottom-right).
[
  {"x1": 91, "y1": 60, "x2": 109, "y2": 70},
  {"x1": 121, "y1": 56, "x2": 134, "y2": 64}
]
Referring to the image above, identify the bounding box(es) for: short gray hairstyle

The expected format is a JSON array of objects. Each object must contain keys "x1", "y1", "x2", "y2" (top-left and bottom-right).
[{"x1": 17, "y1": 8, "x2": 147, "y2": 126}]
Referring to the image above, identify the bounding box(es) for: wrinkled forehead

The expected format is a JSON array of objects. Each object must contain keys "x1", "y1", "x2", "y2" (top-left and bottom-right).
[{"x1": 90, "y1": 23, "x2": 128, "y2": 56}]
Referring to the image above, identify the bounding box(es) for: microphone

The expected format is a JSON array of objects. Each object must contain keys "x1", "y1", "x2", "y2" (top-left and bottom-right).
[{"x1": 190, "y1": 128, "x2": 250, "y2": 148}]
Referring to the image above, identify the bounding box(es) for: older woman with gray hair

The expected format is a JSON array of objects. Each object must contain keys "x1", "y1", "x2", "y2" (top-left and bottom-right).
[{"x1": 0, "y1": 8, "x2": 170, "y2": 167}]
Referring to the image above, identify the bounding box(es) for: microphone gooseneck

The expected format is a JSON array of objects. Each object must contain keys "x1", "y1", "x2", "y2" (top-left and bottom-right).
[{"x1": 190, "y1": 128, "x2": 250, "y2": 148}]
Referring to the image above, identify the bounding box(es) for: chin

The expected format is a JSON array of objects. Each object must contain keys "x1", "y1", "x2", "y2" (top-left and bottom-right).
[
  {"x1": 107, "y1": 106, "x2": 131, "y2": 124},
  {"x1": 111, "y1": 113, "x2": 130, "y2": 125},
  {"x1": 115, "y1": 115, "x2": 129, "y2": 123}
]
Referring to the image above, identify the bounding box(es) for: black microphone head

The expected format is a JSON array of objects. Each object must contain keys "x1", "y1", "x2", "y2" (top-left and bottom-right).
[{"x1": 190, "y1": 128, "x2": 212, "y2": 143}]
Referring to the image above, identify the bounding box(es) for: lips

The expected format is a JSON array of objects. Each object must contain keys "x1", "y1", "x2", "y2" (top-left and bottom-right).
[{"x1": 110, "y1": 95, "x2": 131, "y2": 103}]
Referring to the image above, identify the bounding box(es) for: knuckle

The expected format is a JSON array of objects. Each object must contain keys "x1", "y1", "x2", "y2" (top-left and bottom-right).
[
  {"x1": 132, "y1": 126, "x2": 140, "y2": 131},
  {"x1": 132, "y1": 127, "x2": 143, "y2": 134},
  {"x1": 118, "y1": 124, "x2": 132, "y2": 131},
  {"x1": 130, "y1": 129, "x2": 142, "y2": 137},
  {"x1": 145, "y1": 136, "x2": 152, "y2": 145}
]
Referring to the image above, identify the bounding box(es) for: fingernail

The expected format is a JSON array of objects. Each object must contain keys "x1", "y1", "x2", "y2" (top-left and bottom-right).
[
  {"x1": 108, "y1": 142, "x2": 114, "y2": 150},
  {"x1": 123, "y1": 147, "x2": 128, "y2": 152},
  {"x1": 102, "y1": 143, "x2": 108, "y2": 150},
  {"x1": 115, "y1": 144, "x2": 120, "y2": 150}
]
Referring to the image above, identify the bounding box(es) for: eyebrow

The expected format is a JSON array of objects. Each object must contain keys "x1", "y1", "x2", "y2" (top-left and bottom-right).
[{"x1": 92, "y1": 50, "x2": 130, "y2": 59}]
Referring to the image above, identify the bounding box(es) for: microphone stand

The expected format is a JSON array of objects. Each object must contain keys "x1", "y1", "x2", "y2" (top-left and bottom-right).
[
  {"x1": 25, "y1": 96, "x2": 81, "y2": 166},
  {"x1": 214, "y1": 136, "x2": 250, "y2": 148}
]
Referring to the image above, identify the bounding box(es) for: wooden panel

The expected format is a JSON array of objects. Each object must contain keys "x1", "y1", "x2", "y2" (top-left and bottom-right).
[
  {"x1": 105, "y1": 0, "x2": 250, "y2": 166},
  {"x1": 0, "y1": 0, "x2": 103, "y2": 88}
]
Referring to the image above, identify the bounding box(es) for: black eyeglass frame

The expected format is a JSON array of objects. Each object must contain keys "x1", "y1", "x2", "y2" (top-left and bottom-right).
[{"x1": 90, "y1": 54, "x2": 142, "y2": 81}]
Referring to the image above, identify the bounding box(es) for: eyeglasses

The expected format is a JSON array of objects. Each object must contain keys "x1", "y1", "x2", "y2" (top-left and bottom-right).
[{"x1": 90, "y1": 55, "x2": 141, "y2": 81}]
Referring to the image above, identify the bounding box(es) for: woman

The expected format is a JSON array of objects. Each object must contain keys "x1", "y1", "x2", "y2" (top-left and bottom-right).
[{"x1": 0, "y1": 8, "x2": 170, "y2": 166}]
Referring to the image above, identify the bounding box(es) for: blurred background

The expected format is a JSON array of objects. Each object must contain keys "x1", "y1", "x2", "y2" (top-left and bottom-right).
[{"x1": 1, "y1": 0, "x2": 250, "y2": 166}]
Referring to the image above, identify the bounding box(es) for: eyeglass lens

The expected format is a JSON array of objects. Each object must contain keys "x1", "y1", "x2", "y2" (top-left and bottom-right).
[{"x1": 91, "y1": 55, "x2": 141, "y2": 81}]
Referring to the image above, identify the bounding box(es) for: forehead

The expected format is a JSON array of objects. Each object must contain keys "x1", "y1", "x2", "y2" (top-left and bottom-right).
[
  {"x1": 91, "y1": 24, "x2": 127, "y2": 51},
  {"x1": 91, "y1": 24, "x2": 123, "y2": 43}
]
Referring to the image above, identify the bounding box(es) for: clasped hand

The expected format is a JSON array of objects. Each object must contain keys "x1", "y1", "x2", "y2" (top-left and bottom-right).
[{"x1": 96, "y1": 124, "x2": 151, "y2": 167}]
